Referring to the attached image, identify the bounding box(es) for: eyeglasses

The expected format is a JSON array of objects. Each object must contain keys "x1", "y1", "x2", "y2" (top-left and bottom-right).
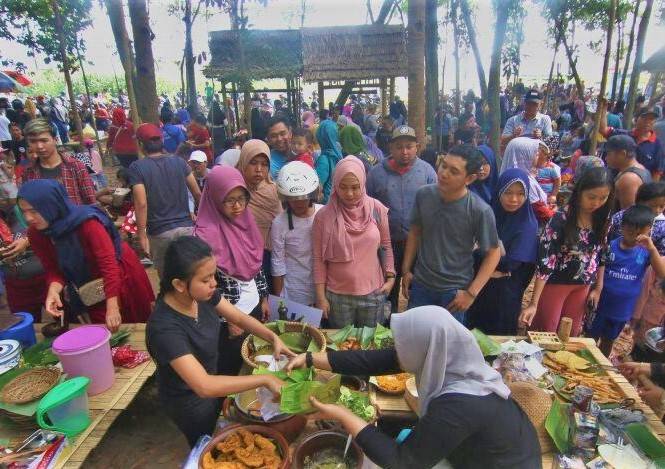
[{"x1": 223, "y1": 196, "x2": 249, "y2": 208}]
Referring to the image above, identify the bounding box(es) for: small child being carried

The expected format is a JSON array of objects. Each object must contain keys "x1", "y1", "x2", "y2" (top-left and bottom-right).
[{"x1": 288, "y1": 128, "x2": 315, "y2": 168}]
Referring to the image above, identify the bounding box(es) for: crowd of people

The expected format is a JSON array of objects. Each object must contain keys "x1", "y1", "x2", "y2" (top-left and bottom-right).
[{"x1": 2, "y1": 80, "x2": 665, "y2": 466}]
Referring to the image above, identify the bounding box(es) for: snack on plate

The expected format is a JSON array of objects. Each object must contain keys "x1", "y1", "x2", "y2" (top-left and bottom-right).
[
  {"x1": 548, "y1": 351, "x2": 591, "y2": 371},
  {"x1": 202, "y1": 428, "x2": 282, "y2": 469},
  {"x1": 376, "y1": 373, "x2": 411, "y2": 394},
  {"x1": 543, "y1": 352, "x2": 623, "y2": 404}
]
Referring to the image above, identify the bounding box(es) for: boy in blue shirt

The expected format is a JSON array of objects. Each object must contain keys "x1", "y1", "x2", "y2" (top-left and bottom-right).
[{"x1": 587, "y1": 205, "x2": 665, "y2": 356}]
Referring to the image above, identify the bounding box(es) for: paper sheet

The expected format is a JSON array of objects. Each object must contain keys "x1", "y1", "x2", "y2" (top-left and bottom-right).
[
  {"x1": 257, "y1": 386, "x2": 282, "y2": 422},
  {"x1": 253, "y1": 354, "x2": 289, "y2": 372},
  {"x1": 500, "y1": 340, "x2": 542, "y2": 356}
]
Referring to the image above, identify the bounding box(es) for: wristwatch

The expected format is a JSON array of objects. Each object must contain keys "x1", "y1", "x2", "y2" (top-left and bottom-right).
[{"x1": 305, "y1": 351, "x2": 313, "y2": 368}]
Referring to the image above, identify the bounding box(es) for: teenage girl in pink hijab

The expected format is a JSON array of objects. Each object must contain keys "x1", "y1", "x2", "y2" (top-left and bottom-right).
[{"x1": 312, "y1": 155, "x2": 395, "y2": 328}]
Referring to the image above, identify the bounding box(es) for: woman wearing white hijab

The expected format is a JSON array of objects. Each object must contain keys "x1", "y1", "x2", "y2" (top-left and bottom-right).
[{"x1": 286, "y1": 306, "x2": 541, "y2": 469}]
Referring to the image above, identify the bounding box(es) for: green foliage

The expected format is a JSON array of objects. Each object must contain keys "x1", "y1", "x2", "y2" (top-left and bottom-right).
[
  {"x1": 28, "y1": 69, "x2": 180, "y2": 97},
  {"x1": 2, "y1": 0, "x2": 93, "y2": 67}
]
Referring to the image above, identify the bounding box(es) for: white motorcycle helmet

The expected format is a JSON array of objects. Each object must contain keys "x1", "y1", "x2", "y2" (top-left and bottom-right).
[{"x1": 277, "y1": 161, "x2": 320, "y2": 201}]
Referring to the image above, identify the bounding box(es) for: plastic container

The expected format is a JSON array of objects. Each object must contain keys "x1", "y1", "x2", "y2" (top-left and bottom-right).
[
  {"x1": 37, "y1": 377, "x2": 91, "y2": 437},
  {"x1": 0, "y1": 339, "x2": 21, "y2": 375},
  {"x1": 52, "y1": 325, "x2": 114, "y2": 395},
  {"x1": 0, "y1": 312, "x2": 36, "y2": 349}
]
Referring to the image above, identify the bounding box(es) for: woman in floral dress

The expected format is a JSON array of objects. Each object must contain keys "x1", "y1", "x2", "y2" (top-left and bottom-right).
[{"x1": 519, "y1": 167, "x2": 615, "y2": 335}]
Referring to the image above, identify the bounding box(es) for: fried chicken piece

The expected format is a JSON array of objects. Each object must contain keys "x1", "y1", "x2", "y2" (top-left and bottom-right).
[
  {"x1": 237, "y1": 429, "x2": 255, "y2": 448},
  {"x1": 202, "y1": 451, "x2": 216, "y2": 469},
  {"x1": 234, "y1": 447, "x2": 264, "y2": 468},
  {"x1": 260, "y1": 455, "x2": 282, "y2": 469},
  {"x1": 253, "y1": 435, "x2": 276, "y2": 452},
  {"x1": 217, "y1": 433, "x2": 242, "y2": 454},
  {"x1": 215, "y1": 463, "x2": 247, "y2": 469}
]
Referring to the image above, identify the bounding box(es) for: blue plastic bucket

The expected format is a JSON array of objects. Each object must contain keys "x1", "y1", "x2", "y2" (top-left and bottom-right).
[{"x1": 0, "y1": 312, "x2": 36, "y2": 348}]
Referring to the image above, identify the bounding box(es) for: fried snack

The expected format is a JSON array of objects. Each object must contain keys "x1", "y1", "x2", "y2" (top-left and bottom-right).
[
  {"x1": 339, "y1": 337, "x2": 361, "y2": 351},
  {"x1": 376, "y1": 373, "x2": 411, "y2": 393},
  {"x1": 543, "y1": 354, "x2": 623, "y2": 404},
  {"x1": 203, "y1": 429, "x2": 281, "y2": 469},
  {"x1": 548, "y1": 351, "x2": 591, "y2": 370},
  {"x1": 216, "y1": 432, "x2": 242, "y2": 454},
  {"x1": 254, "y1": 434, "x2": 276, "y2": 452}
]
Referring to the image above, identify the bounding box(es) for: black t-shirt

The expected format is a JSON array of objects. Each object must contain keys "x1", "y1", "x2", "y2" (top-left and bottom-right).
[
  {"x1": 39, "y1": 164, "x2": 62, "y2": 179},
  {"x1": 146, "y1": 290, "x2": 222, "y2": 399}
]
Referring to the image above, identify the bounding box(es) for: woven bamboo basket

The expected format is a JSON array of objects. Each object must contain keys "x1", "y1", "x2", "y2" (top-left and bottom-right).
[
  {"x1": 508, "y1": 381, "x2": 554, "y2": 453},
  {"x1": 241, "y1": 322, "x2": 326, "y2": 369}
]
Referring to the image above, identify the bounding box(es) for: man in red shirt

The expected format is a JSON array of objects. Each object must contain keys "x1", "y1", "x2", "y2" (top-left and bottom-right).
[{"x1": 4, "y1": 118, "x2": 98, "y2": 261}]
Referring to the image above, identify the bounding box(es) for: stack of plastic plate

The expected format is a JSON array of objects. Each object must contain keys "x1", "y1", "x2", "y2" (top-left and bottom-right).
[{"x1": 0, "y1": 339, "x2": 21, "y2": 375}]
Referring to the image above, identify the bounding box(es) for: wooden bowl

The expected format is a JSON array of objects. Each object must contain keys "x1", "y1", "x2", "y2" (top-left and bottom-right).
[
  {"x1": 292, "y1": 430, "x2": 364, "y2": 469},
  {"x1": 241, "y1": 322, "x2": 326, "y2": 368},
  {"x1": 198, "y1": 424, "x2": 290, "y2": 469}
]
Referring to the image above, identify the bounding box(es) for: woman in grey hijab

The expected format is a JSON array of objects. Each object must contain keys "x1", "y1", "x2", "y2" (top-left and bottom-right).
[{"x1": 286, "y1": 306, "x2": 541, "y2": 469}]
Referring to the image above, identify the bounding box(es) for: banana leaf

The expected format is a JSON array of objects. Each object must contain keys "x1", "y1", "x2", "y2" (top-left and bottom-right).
[
  {"x1": 253, "y1": 366, "x2": 313, "y2": 383},
  {"x1": 545, "y1": 398, "x2": 571, "y2": 454},
  {"x1": 373, "y1": 323, "x2": 393, "y2": 349},
  {"x1": 278, "y1": 332, "x2": 311, "y2": 354},
  {"x1": 328, "y1": 325, "x2": 354, "y2": 344},
  {"x1": 470, "y1": 328, "x2": 502, "y2": 357},
  {"x1": 110, "y1": 329, "x2": 131, "y2": 347},
  {"x1": 21, "y1": 338, "x2": 58, "y2": 367},
  {"x1": 360, "y1": 326, "x2": 376, "y2": 349},
  {"x1": 280, "y1": 374, "x2": 341, "y2": 414}
]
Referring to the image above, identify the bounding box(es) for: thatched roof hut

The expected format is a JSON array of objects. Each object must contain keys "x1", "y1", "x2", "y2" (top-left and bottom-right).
[
  {"x1": 204, "y1": 29, "x2": 302, "y2": 82},
  {"x1": 204, "y1": 25, "x2": 407, "y2": 84},
  {"x1": 301, "y1": 25, "x2": 407, "y2": 83}
]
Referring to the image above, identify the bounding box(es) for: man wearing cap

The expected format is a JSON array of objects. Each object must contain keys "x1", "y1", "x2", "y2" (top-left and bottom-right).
[
  {"x1": 366, "y1": 125, "x2": 437, "y2": 315},
  {"x1": 501, "y1": 89, "x2": 553, "y2": 145},
  {"x1": 187, "y1": 150, "x2": 209, "y2": 213},
  {"x1": 128, "y1": 123, "x2": 202, "y2": 278},
  {"x1": 605, "y1": 134, "x2": 652, "y2": 210},
  {"x1": 600, "y1": 101, "x2": 664, "y2": 182}
]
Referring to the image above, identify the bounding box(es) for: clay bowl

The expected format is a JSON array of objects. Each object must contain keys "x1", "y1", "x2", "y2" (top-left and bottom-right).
[
  {"x1": 292, "y1": 430, "x2": 364, "y2": 469},
  {"x1": 198, "y1": 424, "x2": 289, "y2": 469}
]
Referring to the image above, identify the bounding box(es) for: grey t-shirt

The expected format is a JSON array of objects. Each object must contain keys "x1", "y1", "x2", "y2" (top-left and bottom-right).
[
  {"x1": 128, "y1": 155, "x2": 193, "y2": 236},
  {"x1": 411, "y1": 186, "x2": 499, "y2": 291}
]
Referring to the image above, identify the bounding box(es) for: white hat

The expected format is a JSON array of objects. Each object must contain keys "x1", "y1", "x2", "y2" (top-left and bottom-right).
[
  {"x1": 277, "y1": 161, "x2": 320, "y2": 200},
  {"x1": 215, "y1": 148, "x2": 241, "y2": 167},
  {"x1": 189, "y1": 150, "x2": 207, "y2": 164}
]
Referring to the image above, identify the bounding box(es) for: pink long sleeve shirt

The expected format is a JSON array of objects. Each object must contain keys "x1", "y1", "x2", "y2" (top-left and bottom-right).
[{"x1": 312, "y1": 208, "x2": 395, "y2": 296}]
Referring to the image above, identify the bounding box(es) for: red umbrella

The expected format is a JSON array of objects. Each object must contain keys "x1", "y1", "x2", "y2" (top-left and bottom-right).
[{"x1": 2, "y1": 70, "x2": 32, "y2": 86}]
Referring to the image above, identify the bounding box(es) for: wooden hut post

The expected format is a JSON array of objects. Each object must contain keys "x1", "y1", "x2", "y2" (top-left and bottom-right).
[
  {"x1": 318, "y1": 81, "x2": 325, "y2": 113},
  {"x1": 244, "y1": 91, "x2": 252, "y2": 136},
  {"x1": 380, "y1": 78, "x2": 388, "y2": 116},
  {"x1": 221, "y1": 81, "x2": 227, "y2": 104},
  {"x1": 389, "y1": 77, "x2": 396, "y2": 104},
  {"x1": 232, "y1": 82, "x2": 240, "y2": 130}
]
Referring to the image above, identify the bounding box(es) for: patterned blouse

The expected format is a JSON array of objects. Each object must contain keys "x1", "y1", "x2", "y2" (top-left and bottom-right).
[
  {"x1": 536, "y1": 210, "x2": 606, "y2": 285},
  {"x1": 609, "y1": 210, "x2": 665, "y2": 256},
  {"x1": 215, "y1": 268, "x2": 269, "y2": 305}
]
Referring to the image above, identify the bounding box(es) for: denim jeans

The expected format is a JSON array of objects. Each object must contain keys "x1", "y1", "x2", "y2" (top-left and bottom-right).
[{"x1": 407, "y1": 280, "x2": 466, "y2": 325}]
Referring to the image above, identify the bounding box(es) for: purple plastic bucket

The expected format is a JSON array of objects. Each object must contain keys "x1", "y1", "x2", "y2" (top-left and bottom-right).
[{"x1": 52, "y1": 325, "x2": 115, "y2": 395}]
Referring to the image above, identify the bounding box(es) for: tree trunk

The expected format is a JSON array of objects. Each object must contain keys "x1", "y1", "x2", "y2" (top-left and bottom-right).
[
  {"x1": 425, "y1": 0, "x2": 439, "y2": 130},
  {"x1": 376, "y1": 0, "x2": 395, "y2": 24},
  {"x1": 49, "y1": 0, "x2": 83, "y2": 139},
  {"x1": 589, "y1": 0, "x2": 617, "y2": 156},
  {"x1": 488, "y1": 0, "x2": 511, "y2": 159},
  {"x1": 543, "y1": 32, "x2": 562, "y2": 112},
  {"x1": 451, "y1": 0, "x2": 461, "y2": 115},
  {"x1": 610, "y1": 19, "x2": 623, "y2": 102},
  {"x1": 561, "y1": 31, "x2": 584, "y2": 99},
  {"x1": 407, "y1": 0, "x2": 426, "y2": 146},
  {"x1": 619, "y1": 0, "x2": 641, "y2": 101},
  {"x1": 105, "y1": 0, "x2": 140, "y2": 127},
  {"x1": 184, "y1": 0, "x2": 197, "y2": 111},
  {"x1": 624, "y1": 0, "x2": 654, "y2": 128},
  {"x1": 460, "y1": 0, "x2": 487, "y2": 100},
  {"x1": 128, "y1": 0, "x2": 160, "y2": 124}
]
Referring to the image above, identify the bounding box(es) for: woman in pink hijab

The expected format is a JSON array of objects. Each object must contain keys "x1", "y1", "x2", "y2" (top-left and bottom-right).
[
  {"x1": 312, "y1": 155, "x2": 396, "y2": 328},
  {"x1": 194, "y1": 165, "x2": 270, "y2": 375}
]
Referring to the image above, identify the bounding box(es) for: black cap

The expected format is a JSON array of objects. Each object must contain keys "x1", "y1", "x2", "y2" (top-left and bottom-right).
[
  {"x1": 636, "y1": 106, "x2": 660, "y2": 119},
  {"x1": 524, "y1": 89, "x2": 543, "y2": 103},
  {"x1": 605, "y1": 134, "x2": 637, "y2": 153}
]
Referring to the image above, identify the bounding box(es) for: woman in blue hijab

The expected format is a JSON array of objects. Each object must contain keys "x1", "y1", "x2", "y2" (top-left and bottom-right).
[
  {"x1": 17, "y1": 180, "x2": 154, "y2": 331},
  {"x1": 468, "y1": 144, "x2": 499, "y2": 205},
  {"x1": 468, "y1": 168, "x2": 538, "y2": 334},
  {"x1": 315, "y1": 119, "x2": 343, "y2": 203}
]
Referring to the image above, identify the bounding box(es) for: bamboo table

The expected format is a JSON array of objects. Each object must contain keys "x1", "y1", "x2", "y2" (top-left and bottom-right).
[{"x1": 0, "y1": 323, "x2": 155, "y2": 469}]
